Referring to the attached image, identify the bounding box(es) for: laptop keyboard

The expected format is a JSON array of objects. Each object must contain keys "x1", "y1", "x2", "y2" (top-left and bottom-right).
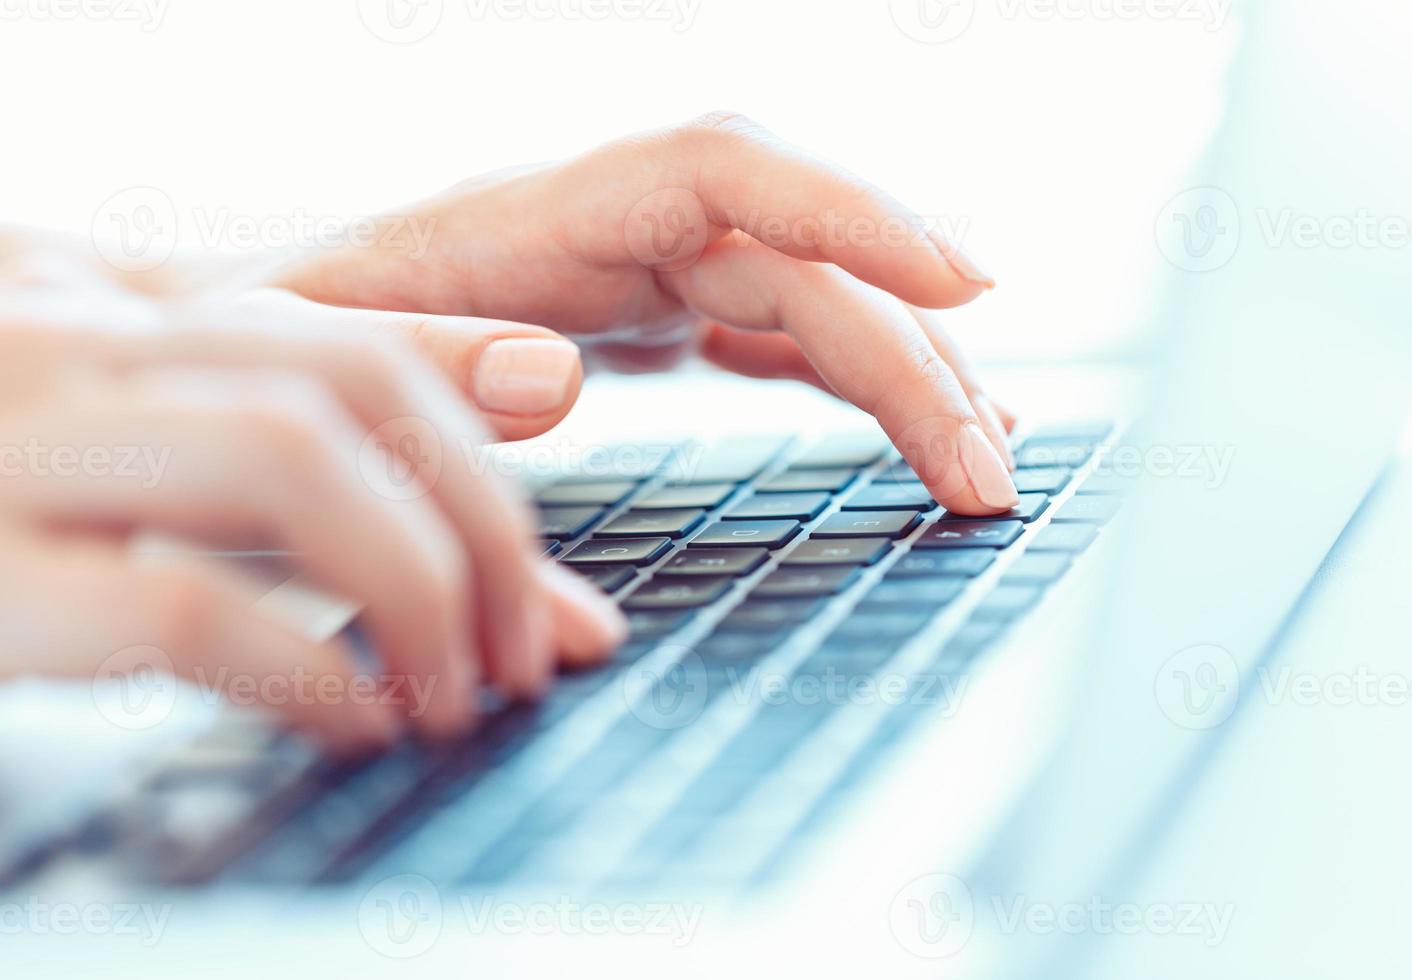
[{"x1": 3, "y1": 423, "x2": 1122, "y2": 893}]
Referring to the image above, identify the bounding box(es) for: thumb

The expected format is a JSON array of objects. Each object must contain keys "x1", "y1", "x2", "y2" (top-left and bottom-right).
[{"x1": 225, "y1": 289, "x2": 584, "y2": 441}]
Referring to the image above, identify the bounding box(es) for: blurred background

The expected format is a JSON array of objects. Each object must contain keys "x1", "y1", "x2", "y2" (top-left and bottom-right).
[{"x1": 0, "y1": 0, "x2": 1238, "y2": 360}]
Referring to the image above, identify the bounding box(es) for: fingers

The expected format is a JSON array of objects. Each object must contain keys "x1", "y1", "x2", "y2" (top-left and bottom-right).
[
  {"x1": 213, "y1": 289, "x2": 584, "y2": 442},
  {"x1": 125, "y1": 317, "x2": 564, "y2": 702},
  {"x1": 540, "y1": 562, "x2": 629, "y2": 671},
  {"x1": 605, "y1": 112, "x2": 993, "y2": 308},
  {"x1": 0, "y1": 372, "x2": 482, "y2": 738},
  {"x1": 905, "y1": 304, "x2": 1016, "y2": 469},
  {"x1": 0, "y1": 527, "x2": 399, "y2": 756},
  {"x1": 660, "y1": 236, "x2": 1019, "y2": 515}
]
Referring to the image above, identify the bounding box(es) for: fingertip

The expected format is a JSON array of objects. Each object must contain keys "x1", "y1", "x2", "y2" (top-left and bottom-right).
[{"x1": 541, "y1": 561, "x2": 629, "y2": 669}]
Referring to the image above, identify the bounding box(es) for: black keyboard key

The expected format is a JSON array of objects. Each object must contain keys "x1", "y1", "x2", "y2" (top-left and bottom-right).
[
  {"x1": 717, "y1": 599, "x2": 822, "y2": 632},
  {"x1": 783, "y1": 538, "x2": 892, "y2": 567},
  {"x1": 751, "y1": 567, "x2": 860, "y2": 599},
  {"x1": 1015, "y1": 439, "x2": 1097, "y2": 470},
  {"x1": 623, "y1": 577, "x2": 734, "y2": 611},
  {"x1": 539, "y1": 506, "x2": 604, "y2": 540},
  {"x1": 940, "y1": 493, "x2": 1049, "y2": 525},
  {"x1": 665, "y1": 436, "x2": 790, "y2": 484},
  {"x1": 790, "y1": 433, "x2": 889, "y2": 469},
  {"x1": 537, "y1": 481, "x2": 637, "y2": 507},
  {"x1": 1001, "y1": 553, "x2": 1073, "y2": 585},
  {"x1": 724, "y1": 492, "x2": 830, "y2": 522},
  {"x1": 657, "y1": 548, "x2": 769, "y2": 578},
  {"x1": 758, "y1": 468, "x2": 858, "y2": 494},
  {"x1": 541, "y1": 540, "x2": 562, "y2": 558},
  {"x1": 812, "y1": 510, "x2": 922, "y2": 540},
  {"x1": 914, "y1": 521, "x2": 1024, "y2": 550},
  {"x1": 1052, "y1": 496, "x2": 1121, "y2": 525},
  {"x1": 625, "y1": 611, "x2": 693, "y2": 638},
  {"x1": 560, "y1": 537, "x2": 672, "y2": 567},
  {"x1": 873, "y1": 460, "x2": 920, "y2": 483},
  {"x1": 572, "y1": 566, "x2": 637, "y2": 593},
  {"x1": 596, "y1": 509, "x2": 705, "y2": 539},
  {"x1": 1012, "y1": 468, "x2": 1073, "y2": 495},
  {"x1": 972, "y1": 585, "x2": 1043, "y2": 621},
  {"x1": 843, "y1": 482, "x2": 936, "y2": 511},
  {"x1": 861, "y1": 578, "x2": 966, "y2": 609},
  {"x1": 691, "y1": 520, "x2": 801, "y2": 549},
  {"x1": 634, "y1": 484, "x2": 737, "y2": 510},
  {"x1": 1028, "y1": 524, "x2": 1100, "y2": 553},
  {"x1": 888, "y1": 550, "x2": 996, "y2": 578}
]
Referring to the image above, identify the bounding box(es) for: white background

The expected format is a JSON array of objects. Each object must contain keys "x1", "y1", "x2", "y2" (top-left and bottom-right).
[{"x1": 0, "y1": 0, "x2": 1238, "y2": 360}]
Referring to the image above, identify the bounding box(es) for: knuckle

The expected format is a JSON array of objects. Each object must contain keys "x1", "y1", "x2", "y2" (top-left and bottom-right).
[{"x1": 681, "y1": 110, "x2": 772, "y2": 148}]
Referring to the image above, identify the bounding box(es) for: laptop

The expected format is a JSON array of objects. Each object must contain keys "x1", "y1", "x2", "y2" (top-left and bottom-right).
[{"x1": 2, "y1": 1, "x2": 1409, "y2": 974}]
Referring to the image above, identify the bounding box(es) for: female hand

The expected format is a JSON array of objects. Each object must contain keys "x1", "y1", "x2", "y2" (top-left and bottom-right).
[
  {"x1": 275, "y1": 113, "x2": 1021, "y2": 514},
  {"x1": 0, "y1": 286, "x2": 626, "y2": 755}
]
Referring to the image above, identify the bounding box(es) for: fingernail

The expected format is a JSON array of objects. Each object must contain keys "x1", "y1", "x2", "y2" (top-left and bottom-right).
[
  {"x1": 930, "y1": 232, "x2": 996, "y2": 289},
  {"x1": 473, "y1": 338, "x2": 580, "y2": 416},
  {"x1": 961, "y1": 422, "x2": 1019, "y2": 510}
]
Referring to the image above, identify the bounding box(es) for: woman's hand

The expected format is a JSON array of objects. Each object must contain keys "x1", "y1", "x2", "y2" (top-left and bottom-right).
[
  {"x1": 0, "y1": 286, "x2": 626, "y2": 754},
  {"x1": 276, "y1": 113, "x2": 1021, "y2": 514}
]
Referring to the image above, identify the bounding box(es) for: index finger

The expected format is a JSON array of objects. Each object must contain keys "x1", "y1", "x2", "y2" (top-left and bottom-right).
[{"x1": 603, "y1": 112, "x2": 993, "y2": 308}]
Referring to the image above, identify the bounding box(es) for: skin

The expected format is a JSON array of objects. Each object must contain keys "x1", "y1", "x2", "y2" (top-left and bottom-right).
[{"x1": 0, "y1": 113, "x2": 1018, "y2": 753}]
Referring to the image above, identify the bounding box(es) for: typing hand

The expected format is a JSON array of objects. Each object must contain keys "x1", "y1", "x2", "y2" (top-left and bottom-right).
[
  {"x1": 276, "y1": 113, "x2": 1020, "y2": 515},
  {"x1": 0, "y1": 287, "x2": 626, "y2": 754}
]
